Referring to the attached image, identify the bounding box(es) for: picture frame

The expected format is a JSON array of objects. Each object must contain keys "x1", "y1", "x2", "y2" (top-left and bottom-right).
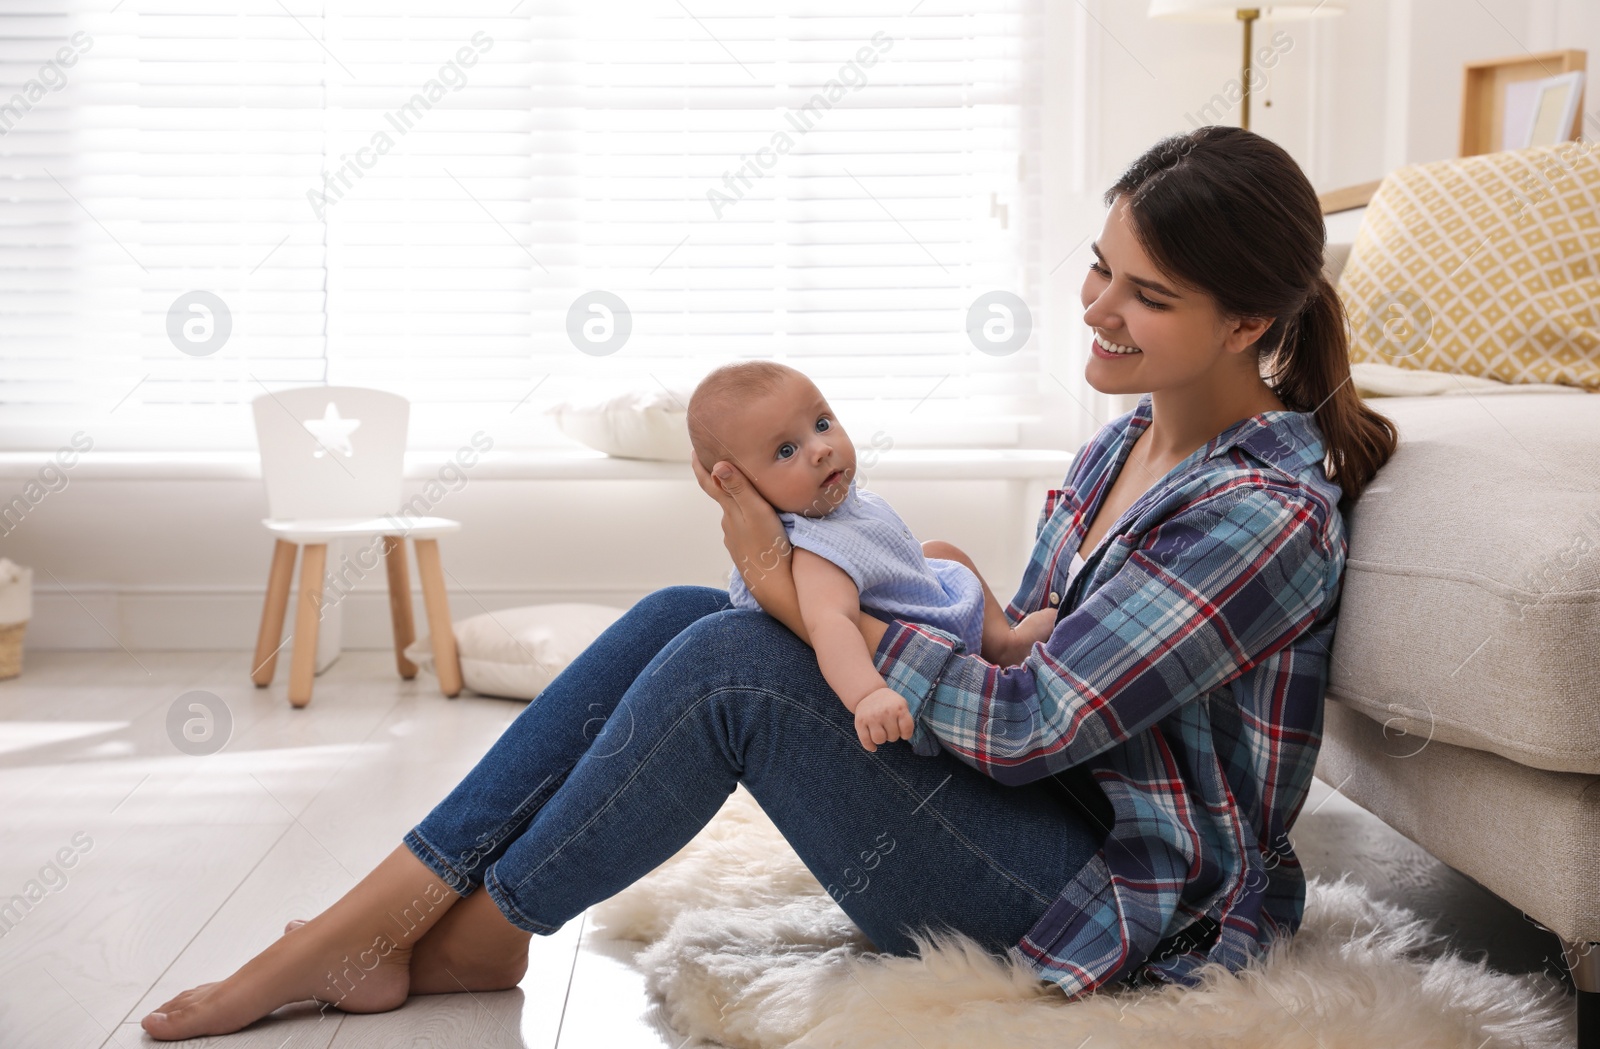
[
  {"x1": 1460, "y1": 49, "x2": 1587, "y2": 157},
  {"x1": 1503, "y1": 71, "x2": 1585, "y2": 150}
]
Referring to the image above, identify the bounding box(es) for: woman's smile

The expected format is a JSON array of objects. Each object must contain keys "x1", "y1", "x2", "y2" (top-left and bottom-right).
[{"x1": 1092, "y1": 334, "x2": 1143, "y2": 358}]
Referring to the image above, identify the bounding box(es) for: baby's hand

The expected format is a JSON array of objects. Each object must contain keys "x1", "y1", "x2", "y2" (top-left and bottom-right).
[{"x1": 853, "y1": 687, "x2": 915, "y2": 753}]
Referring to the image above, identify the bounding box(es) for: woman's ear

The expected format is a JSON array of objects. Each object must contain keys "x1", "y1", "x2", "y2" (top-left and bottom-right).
[{"x1": 1224, "y1": 314, "x2": 1274, "y2": 354}]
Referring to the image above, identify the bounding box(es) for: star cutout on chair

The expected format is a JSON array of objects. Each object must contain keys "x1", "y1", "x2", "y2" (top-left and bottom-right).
[{"x1": 303, "y1": 402, "x2": 361, "y2": 458}]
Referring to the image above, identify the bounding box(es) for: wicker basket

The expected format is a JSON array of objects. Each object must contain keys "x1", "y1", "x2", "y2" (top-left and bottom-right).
[{"x1": 0, "y1": 620, "x2": 25, "y2": 680}]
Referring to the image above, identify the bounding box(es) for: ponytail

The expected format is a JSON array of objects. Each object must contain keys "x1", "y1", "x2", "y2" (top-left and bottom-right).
[{"x1": 1262, "y1": 274, "x2": 1398, "y2": 507}]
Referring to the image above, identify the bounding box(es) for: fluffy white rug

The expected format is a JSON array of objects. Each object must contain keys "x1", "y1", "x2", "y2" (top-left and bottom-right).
[{"x1": 591, "y1": 785, "x2": 1573, "y2": 1049}]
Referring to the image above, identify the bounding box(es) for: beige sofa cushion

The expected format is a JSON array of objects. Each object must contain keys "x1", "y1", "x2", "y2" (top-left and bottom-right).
[
  {"x1": 1316, "y1": 701, "x2": 1599, "y2": 945},
  {"x1": 1326, "y1": 392, "x2": 1600, "y2": 774}
]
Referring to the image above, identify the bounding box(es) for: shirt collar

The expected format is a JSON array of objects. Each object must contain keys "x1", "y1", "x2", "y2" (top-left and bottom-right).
[{"x1": 1128, "y1": 392, "x2": 1331, "y2": 483}]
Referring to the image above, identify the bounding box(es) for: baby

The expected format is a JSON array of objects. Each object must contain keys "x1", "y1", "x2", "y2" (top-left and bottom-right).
[{"x1": 687, "y1": 361, "x2": 1058, "y2": 754}]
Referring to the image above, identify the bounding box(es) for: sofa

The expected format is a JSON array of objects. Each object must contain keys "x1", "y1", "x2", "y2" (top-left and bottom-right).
[{"x1": 1314, "y1": 145, "x2": 1599, "y2": 1048}]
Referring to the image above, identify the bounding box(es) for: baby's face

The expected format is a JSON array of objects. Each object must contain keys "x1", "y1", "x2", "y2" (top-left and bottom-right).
[{"x1": 720, "y1": 375, "x2": 857, "y2": 517}]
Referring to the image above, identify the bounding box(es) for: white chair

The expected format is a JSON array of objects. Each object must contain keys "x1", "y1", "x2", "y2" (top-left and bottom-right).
[{"x1": 249, "y1": 386, "x2": 463, "y2": 707}]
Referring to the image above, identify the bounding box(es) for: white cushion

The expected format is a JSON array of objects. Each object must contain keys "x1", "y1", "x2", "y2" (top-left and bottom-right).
[
  {"x1": 0, "y1": 558, "x2": 30, "y2": 624},
  {"x1": 1349, "y1": 361, "x2": 1586, "y2": 398},
  {"x1": 405, "y1": 603, "x2": 627, "y2": 700},
  {"x1": 548, "y1": 385, "x2": 696, "y2": 461}
]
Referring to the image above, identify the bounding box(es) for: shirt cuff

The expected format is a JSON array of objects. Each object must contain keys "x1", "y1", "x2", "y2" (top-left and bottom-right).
[
  {"x1": 871, "y1": 619, "x2": 962, "y2": 749},
  {"x1": 908, "y1": 721, "x2": 943, "y2": 757}
]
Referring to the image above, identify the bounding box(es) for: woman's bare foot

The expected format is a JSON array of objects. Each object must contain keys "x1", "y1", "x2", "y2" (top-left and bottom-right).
[
  {"x1": 140, "y1": 916, "x2": 412, "y2": 1040},
  {"x1": 283, "y1": 884, "x2": 531, "y2": 997},
  {"x1": 140, "y1": 846, "x2": 458, "y2": 1041}
]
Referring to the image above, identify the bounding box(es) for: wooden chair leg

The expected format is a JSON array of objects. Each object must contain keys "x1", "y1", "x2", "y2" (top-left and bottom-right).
[
  {"x1": 412, "y1": 538, "x2": 462, "y2": 698},
  {"x1": 383, "y1": 535, "x2": 417, "y2": 680},
  {"x1": 287, "y1": 543, "x2": 327, "y2": 708},
  {"x1": 251, "y1": 540, "x2": 298, "y2": 687}
]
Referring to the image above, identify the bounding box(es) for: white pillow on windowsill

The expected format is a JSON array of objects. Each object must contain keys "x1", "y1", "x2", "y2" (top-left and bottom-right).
[
  {"x1": 546, "y1": 385, "x2": 696, "y2": 462},
  {"x1": 405, "y1": 603, "x2": 628, "y2": 701}
]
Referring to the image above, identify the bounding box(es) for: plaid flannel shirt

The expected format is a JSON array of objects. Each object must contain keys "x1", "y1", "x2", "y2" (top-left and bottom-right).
[{"x1": 870, "y1": 392, "x2": 1348, "y2": 1000}]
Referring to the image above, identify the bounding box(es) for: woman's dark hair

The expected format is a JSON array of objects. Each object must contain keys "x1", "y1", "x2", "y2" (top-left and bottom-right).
[{"x1": 1105, "y1": 125, "x2": 1397, "y2": 507}]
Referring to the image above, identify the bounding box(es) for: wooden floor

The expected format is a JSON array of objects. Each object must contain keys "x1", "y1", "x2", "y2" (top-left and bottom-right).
[{"x1": 0, "y1": 649, "x2": 1570, "y2": 1048}]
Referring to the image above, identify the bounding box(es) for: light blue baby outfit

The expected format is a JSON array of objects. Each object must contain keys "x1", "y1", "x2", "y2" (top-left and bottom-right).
[{"x1": 726, "y1": 481, "x2": 984, "y2": 757}]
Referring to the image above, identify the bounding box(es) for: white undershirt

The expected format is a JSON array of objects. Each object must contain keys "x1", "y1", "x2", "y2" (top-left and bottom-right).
[{"x1": 1051, "y1": 551, "x2": 1088, "y2": 612}]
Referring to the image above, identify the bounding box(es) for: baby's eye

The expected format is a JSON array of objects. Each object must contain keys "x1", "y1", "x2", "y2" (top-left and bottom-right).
[
  {"x1": 815, "y1": 416, "x2": 831, "y2": 432},
  {"x1": 777, "y1": 442, "x2": 797, "y2": 460}
]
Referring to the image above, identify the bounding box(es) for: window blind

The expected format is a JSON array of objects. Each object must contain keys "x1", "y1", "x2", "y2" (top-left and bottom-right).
[{"x1": 0, "y1": 1, "x2": 1045, "y2": 452}]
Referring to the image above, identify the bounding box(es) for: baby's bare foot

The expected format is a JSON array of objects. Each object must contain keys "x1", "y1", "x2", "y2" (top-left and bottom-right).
[{"x1": 140, "y1": 917, "x2": 412, "y2": 1041}]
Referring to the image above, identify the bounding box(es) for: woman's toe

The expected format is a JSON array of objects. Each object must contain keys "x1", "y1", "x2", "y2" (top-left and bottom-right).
[
  {"x1": 154, "y1": 984, "x2": 207, "y2": 1012},
  {"x1": 144, "y1": 1002, "x2": 204, "y2": 1040},
  {"x1": 141, "y1": 1006, "x2": 183, "y2": 1038},
  {"x1": 140, "y1": 983, "x2": 260, "y2": 1041},
  {"x1": 284, "y1": 919, "x2": 308, "y2": 934}
]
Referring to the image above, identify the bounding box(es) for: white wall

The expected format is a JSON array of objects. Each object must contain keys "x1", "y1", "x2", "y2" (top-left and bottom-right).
[
  {"x1": 1089, "y1": 0, "x2": 1597, "y2": 197},
  {"x1": 1, "y1": 459, "x2": 1058, "y2": 655},
  {"x1": 1052, "y1": 0, "x2": 1597, "y2": 420},
  {"x1": 10, "y1": 0, "x2": 1597, "y2": 655}
]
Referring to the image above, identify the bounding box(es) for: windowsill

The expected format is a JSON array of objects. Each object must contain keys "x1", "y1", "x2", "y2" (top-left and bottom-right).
[{"x1": 0, "y1": 447, "x2": 1077, "y2": 482}]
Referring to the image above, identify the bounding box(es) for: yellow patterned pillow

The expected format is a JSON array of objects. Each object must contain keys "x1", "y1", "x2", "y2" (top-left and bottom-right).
[{"x1": 1338, "y1": 141, "x2": 1600, "y2": 391}]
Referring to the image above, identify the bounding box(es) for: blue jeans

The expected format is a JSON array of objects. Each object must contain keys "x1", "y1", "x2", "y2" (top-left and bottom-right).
[{"x1": 403, "y1": 585, "x2": 1106, "y2": 959}]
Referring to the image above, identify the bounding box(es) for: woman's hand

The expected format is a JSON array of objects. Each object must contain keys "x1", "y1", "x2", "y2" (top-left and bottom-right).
[
  {"x1": 991, "y1": 608, "x2": 1056, "y2": 666},
  {"x1": 691, "y1": 455, "x2": 810, "y2": 644},
  {"x1": 691, "y1": 455, "x2": 784, "y2": 570}
]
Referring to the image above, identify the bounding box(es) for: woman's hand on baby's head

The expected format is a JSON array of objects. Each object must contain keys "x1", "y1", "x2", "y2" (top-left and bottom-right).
[
  {"x1": 690, "y1": 455, "x2": 735, "y2": 500},
  {"x1": 694, "y1": 456, "x2": 791, "y2": 586}
]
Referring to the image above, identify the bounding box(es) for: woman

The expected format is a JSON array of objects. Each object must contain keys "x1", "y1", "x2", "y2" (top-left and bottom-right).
[{"x1": 142, "y1": 125, "x2": 1396, "y2": 1040}]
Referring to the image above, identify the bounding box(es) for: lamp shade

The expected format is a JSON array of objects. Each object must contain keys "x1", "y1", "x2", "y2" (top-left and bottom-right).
[{"x1": 1148, "y1": 1, "x2": 1346, "y2": 20}]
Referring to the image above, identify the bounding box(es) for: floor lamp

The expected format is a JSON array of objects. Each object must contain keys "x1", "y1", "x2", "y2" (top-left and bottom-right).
[{"x1": 1148, "y1": 2, "x2": 1347, "y2": 130}]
